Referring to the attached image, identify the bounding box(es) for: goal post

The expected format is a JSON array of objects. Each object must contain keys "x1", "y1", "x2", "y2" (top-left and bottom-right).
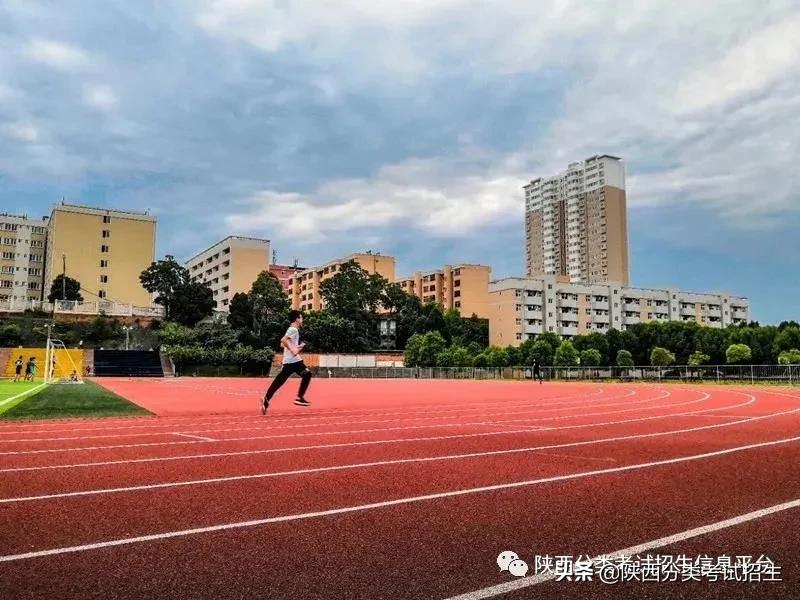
[{"x1": 44, "y1": 338, "x2": 85, "y2": 385}]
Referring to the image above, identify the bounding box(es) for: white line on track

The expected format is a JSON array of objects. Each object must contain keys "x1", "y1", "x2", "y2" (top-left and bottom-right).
[
  {"x1": 0, "y1": 392, "x2": 786, "y2": 504},
  {"x1": 0, "y1": 390, "x2": 648, "y2": 443},
  {"x1": 443, "y1": 498, "x2": 800, "y2": 599},
  {"x1": 0, "y1": 389, "x2": 753, "y2": 457},
  {"x1": 0, "y1": 388, "x2": 612, "y2": 435},
  {"x1": 1, "y1": 434, "x2": 799, "y2": 562},
  {"x1": 171, "y1": 433, "x2": 216, "y2": 442}
]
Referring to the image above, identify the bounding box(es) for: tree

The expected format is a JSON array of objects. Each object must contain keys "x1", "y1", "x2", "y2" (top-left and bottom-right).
[
  {"x1": 688, "y1": 351, "x2": 710, "y2": 367},
  {"x1": 616, "y1": 349, "x2": 634, "y2": 368},
  {"x1": 0, "y1": 323, "x2": 22, "y2": 346},
  {"x1": 321, "y1": 260, "x2": 387, "y2": 321},
  {"x1": 436, "y1": 345, "x2": 474, "y2": 367},
  {"x1": 249, "y1": 272, "x2": 291, "y2": 349},
  {"x1": 140, "y1": 257, "x2": 214, "y2": 325},
  {"x1": 48, "y1": 274, "x2": 83, "y2": 302},
  {"x1": 573, "y1": 333, "x2": 609, "y2": 365},
  {"x1": 382, "y1": 284, "x2": 423, "y2": 349},
  {"x1": 773, "y1": 327, "x2": 800, "y2": 356},
  {"x1": 579, "y1": 348, "x2": 603, "y2": 367},
  {"x1": 302, "y1": 311, "x2": 357, "y2": 353},
  {"x1": 554, "y1": 341, "x2": 579, "y2": 367},
  {"x1": 404, "y1": 332, "x2": 447, "y2": 367},
  {"x1": 227, "y1": 293, "x2": 253, "y2": 331},
  {"x1": 650, "y1": 346, "x2": 675, "y2": 367},
  {"x1": 521, "y1": 339, "x2": 554, "y2": 367},
  {"x1": 484, "y1": 346, "x2": 510, "y2": 367},
  {"x1": 778, "y1": 349, "x2": 800, "y2": 365},
  {"x1": 726, "y1": 343, "x2": 752, "y2": 364}
]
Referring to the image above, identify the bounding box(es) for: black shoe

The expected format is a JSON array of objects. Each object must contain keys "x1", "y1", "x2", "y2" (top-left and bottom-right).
[
  {"x1": 294, "y1": 397, "x2": 311, "y2": 407},
  {"x1": 261, "y1": 397, "x2": 270, "y2": 415}
]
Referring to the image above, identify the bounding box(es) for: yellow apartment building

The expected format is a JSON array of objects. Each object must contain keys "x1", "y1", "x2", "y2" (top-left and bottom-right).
[
  {"x1": 396, "y1": 264, "x2": 491, "y2": 318},
  {"x1": 186, "y1": 236, "x2": 270, "y2": 311},
  {"x1": 45, "y1": 204, "x2": 156, "y2": 307},
  {"x1": 290, "y1": 252, "x2": 396, "y2": 311}
]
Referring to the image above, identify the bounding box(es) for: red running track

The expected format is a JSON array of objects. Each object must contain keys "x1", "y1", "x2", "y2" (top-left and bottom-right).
[{"x1": 0, "y1": 378, "x2": 798, "y2": 599}]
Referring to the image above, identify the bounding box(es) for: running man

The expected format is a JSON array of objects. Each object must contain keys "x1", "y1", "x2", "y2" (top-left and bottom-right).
[
  {"x1": 13, "y1": 356, "x2": 24, "y2": 382},
  {"x1": 532, "y1": 358, "x2": 543, "y2": 384},
  {"x1": 261, "y1": 310, "x2": 312, "y2": 413},
  {"x1": 25, "y1": 357, "x2": 37, "y2": 382}
]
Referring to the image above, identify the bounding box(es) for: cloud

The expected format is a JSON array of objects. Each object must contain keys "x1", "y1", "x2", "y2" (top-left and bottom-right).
[
  {"x1": 23, "y1": 38, "x2": 89, "y2": 70},
  {"x1": 83, "y1": 84, "x2": 118, "y2": 110},
  {"x1": 6, "y1": 122, "x2": 39, "y2": 143}
]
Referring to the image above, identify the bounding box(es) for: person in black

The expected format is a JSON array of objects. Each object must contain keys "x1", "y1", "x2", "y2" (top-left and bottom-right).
[
  {"x1": 532, "y1": 358, "x2": 543, "y2": 384},
  {"x1": 261, "y1": 310, "x2": 313, "y2": 414},
  {"x1": 14, "y1": 356, "x2": 24, "y2": 382},
  {"x1": 24, "y1": 357, "x2": 37, "y2": 382}
]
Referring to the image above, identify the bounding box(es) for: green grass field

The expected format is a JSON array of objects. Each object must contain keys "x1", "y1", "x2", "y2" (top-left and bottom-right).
[
  {"x1": 0, "y1": 380, "x2": 151, "y2": 421},
  {"x1": 0, "y1": 380, "x2": 48, "y2": 416}
]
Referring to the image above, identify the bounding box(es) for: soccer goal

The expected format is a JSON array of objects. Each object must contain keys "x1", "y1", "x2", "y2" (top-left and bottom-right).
[{"x1": 44, "y1": 339, "x2": 85, "y2": 384}]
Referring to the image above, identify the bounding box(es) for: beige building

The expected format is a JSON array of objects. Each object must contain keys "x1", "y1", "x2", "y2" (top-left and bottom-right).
[
  {"x1": 0, "y1": 213, "x2": 48, "y2": 303},
  {"x1": 489, "y1": 276, "x2": 750, "y2": 346},
  {"x1": 290, "y1": 252, "x2": 396, "y2": 311},
  {"x1": 525, "y1": 154, "x2": 629, "y2": 286},
  {"x1": 45, "y1": 204, "x2": 156, "y2": 307},
  {"x1": 396, "y1": 264, "x2": 491, "y2": 317},
  {"x1": 186, "y1": 236, "x2": 270, "y2": 311}
]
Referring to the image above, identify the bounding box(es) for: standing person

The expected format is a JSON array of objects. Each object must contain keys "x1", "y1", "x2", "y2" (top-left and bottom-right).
[
  {"x1": 25, "y1": 357, "x2": 37, "y2": 382},
  {"x1": 532, "y1": 358, "x2": 543, "y2": 384},
  {"x1": 13, "y1": 356, "x2": 24, "y2": 382},
  {"x1": 261, "y1": 310, "x2": 313, "y2": 413}
]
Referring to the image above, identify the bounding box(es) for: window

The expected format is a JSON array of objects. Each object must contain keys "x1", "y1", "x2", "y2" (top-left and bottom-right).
[
  {"x1": 98, "y1": 290, "x2": 107, "y2": 298},
  {"x1": 102, "y1": 230, "x2": 110, "y2": 238},
  {"x1": 100, "y1": 260, "x2": 109, "y2": 268},
  {"x1": 100, "y1": 275, "x2": 108, "y2": 283},
  {"x1": 101, "y1": 245, "x2": 109, "y2": 253},
  {"x1": 102, "y1": 215, "x2": 111, "y2": 223}
]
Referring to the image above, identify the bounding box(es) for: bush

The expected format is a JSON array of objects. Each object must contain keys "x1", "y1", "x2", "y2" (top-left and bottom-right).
[
  {"x1": 650, "y1": 346, "x2": 675, "y2": 367},
  {"x1": 688, "y1": 351, "x2": 710, "y2": 367},
  {"x1": 726, "y1": 343, "x2": 752, "y2": 364},
  {"x1": 435, "y1": 345, "x2": 474, "y2": 367},
  {"x1": 484, "y1": 346, "x2": 510, "y2": 368},
  {"x1": 778, "y1": 349, "x2": 800, "y2": 365},
  {"x1": 403, "y1": 331, "x2": 446, "y2": 367},
  {"x1": 579, "y1": 348, "x2": 602, "y2": 367},
  {"x1": 554, "y1": 341, "x2": 579, "y2": 367},
  {"x1": 616, "y1": 349, "x2": 634, "y2": 368},
  {"x1": 163, "y1": 344, "x2": 273, "y2": 369}
]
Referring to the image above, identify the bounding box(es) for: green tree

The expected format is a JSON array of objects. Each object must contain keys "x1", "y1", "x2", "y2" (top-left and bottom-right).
[
  {"x1": 519, "y1": 338, "x2": 554, "y2": 366},
  {"x1": 484, "y1": 346, "x2": 510, "y2": 367},
  {"x1": 573, "y1": 333, "x2": 609, "y2": 365},
  {"x1": 158, "y1": 322, "x2": 197, "y2": 346},
  {"x1": 249, "y1": 271, "x2": 292, "y2": 349},
  {"x1": 382, "y1": 284, "x2": 423, "y2": 349},
  {"x1": 301, "y1": 311, "x2": 357, "y2": 353},
  {"x1": 321, "y1": 259, "x2": 387, "y2": 321},
  {"x1": 554, "y1": 340, "x2": 579, "y2": 367},
  {"x1": 616, "y1": 349, "x2": 634, "y2": 368},
  {"x1": 404, "y1": 331, "x2": 447, "y2": 367},
  {"x1": 140, "y1": 257, "x2": 214, "y2": 325},
  {"x1": 688, "y1": 351, "x2": 710, "y2": 367},
  {"x1": 48, "y1": 274, "x2": 83, "y2": 302},
  {"x1": 773, "y1": 327, "x2": 800, "y2": 356},
  {"x1": 579, "y1": 348, "x2": 603, "y2": 367},
  {"x1": 227, "y1": 293, "x2": 253, "y2": 331},
  {"x1": 778, "y1": 349, "x2": 800, "y2": 365},
  {"x1": 413, "y1": 303, "x2": 450, "y2": 342},
  {"x1": 0, "y1": 323, "x2": 22, "y2": 346},
  {"x1": 436, "y1": 345, "x2": 474, "y2": 367},
  {"x1": 726, "y1": 343, "x2": 752, "y2": 364},
  {"x1": 650, "y1": 346, "x2": 675, "y2": 367}
]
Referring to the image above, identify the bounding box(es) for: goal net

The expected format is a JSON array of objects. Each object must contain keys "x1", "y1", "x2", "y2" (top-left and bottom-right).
[{"x1": 44, "y1": 339, "x2": 85, "y2": 384}]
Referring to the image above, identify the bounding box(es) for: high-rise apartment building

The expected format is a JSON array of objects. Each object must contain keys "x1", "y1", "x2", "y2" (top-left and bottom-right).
[
  {"x1": 289, "y1": 252, "x2": 396, "y2": 312},
  {"x1": 0, "y1": 213, "x2": 48, "y2": 302},
  {"x1": 525, "y1": 154, "x2": 629, "y2": 286},
  {"x1": 269, "y1": 263, "x2": 304, "y2": 296},
  {"x1": 488, "y1": 276, "x2": 749, "y2": 346},
  {"x1": 186, "y1": 236, "x2": 270, "y2": 311},
  {"x1": 45, "y1": 204, "x2": 156, "y2": 307},
  {"x1": 396, "y1": 264, "x2": 491, "y2": 318}
]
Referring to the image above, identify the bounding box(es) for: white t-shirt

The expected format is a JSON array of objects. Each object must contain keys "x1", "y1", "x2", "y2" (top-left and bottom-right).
[{"x1": 282, "y1": 326, "x2": 302, "y2": 365}]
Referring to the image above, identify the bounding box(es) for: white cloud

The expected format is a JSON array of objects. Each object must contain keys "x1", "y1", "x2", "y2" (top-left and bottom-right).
[
  {"x1": 23, "y1": 38, "x2": 89, "y2": 70},
  {"x1": 6, "y1": 122, "x2": 39, "y2": 143},
  {"x1": 83, "y1": 84, "x2": 118, "y2": 110},
  {"x1": 674, "y1": 15, "x2": 800, "y2": 113}
]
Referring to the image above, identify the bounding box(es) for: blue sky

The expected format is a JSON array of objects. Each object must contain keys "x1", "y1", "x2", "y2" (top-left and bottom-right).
[{"x1": 1, "y1": 1, "x2": 798, "y2": 323}]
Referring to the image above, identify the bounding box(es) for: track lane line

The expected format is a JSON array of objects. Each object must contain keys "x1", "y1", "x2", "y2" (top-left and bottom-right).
[
  {"x1": 1, "y1": 433, "x2": 799, "y2": 562},
  {"x1": 443, "y1": 498, "x2": 800, "y2": 599}
]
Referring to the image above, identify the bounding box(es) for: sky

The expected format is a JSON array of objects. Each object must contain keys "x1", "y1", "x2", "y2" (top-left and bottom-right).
[{"x1": 1, "y1": 0, "x2": 798, "y2": 323}]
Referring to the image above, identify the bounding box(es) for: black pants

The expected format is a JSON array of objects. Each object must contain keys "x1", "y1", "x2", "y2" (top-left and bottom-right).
[
  {"x1": 533, "y1": 366, "x2": 542, "y2": 382},
  {"x1": 265, "y1": 361, "x2": 312, "y2": 400}
]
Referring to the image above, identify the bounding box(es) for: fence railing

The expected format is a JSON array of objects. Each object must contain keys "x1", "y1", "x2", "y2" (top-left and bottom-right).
[
  {"x1": 308, "y1": 364, "x2": 800, "y2": 384},
  {"x1": 0, "y1": 299, "x2": 165, "y2": 318}
]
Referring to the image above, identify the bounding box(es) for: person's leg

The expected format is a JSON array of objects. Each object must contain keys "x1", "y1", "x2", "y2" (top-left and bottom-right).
[
  {"x1": 265, "y1": 365, "x2": 293, "y2": 401},
  {"x1": 297, "y1": 365, "x2": 313, "y2": 399}
]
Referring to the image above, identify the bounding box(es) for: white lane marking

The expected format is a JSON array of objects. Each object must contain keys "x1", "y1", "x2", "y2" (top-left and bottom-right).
[
  {"x1": 0, "y1": 390, "x2": 647, "y2": 443},
  {"x1": 0, "y1": 383, "x2": 47, "y2": 407},
  {"x1": 0, "y1": 393, "x2": 782, "y2": 504},
  {"x1": 171, "y1": 433, "x2": 216, "y2": 442},
  {"x1": 1, "y1": 434, "x2": 799, "y2": 562},
  {"x1": 443, "y1": 498, "x2": 800, "y2": 599},
  {"x1": 0, "y1": 388, "x2": 611, "y2": 435},
  {"x1": 0, "y1": 389, "x2": 748, "y2": 457}
]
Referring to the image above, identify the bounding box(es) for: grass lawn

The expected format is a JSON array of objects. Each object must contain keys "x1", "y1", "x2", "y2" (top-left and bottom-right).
[
  {"x1": 0, "y1": 380, "x2": 48, "y2": 416},
  {"x1": 0, "y1": 380, "x2": 151, "y2": 421}
]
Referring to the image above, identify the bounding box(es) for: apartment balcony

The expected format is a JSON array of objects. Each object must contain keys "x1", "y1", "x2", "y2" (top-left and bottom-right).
[
  {"x1": 623, "y1": 315, "x2": 641, "y2": 325},
  {"x1": 624, "y1": 302, "x2": 641, "y2": 311},
  {"x1": 592, "y1": 313, "x2": 610, "y2": 323},
  {"x1": 559, "y1": 297, "x2": 578, "y2": 308},
  {"x1": 0, "y1": 299, "x2": 165, "y2": 318},
  {"x1": 559, "y1": 324, "x2": 579, "y2": 336}
]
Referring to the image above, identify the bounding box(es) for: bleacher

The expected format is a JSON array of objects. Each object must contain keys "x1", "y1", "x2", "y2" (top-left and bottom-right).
[
  {"x1": 93, "y1": 350, "x2": 164, "y2": 377},
  {"x1": 3, "y1": 348, "x2": 84, "y2": 381}
]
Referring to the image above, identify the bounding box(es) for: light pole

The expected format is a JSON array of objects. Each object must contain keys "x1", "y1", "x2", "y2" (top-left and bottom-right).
[{"x1": 122, "y1": 325, "x2": 132, "y2": 351}]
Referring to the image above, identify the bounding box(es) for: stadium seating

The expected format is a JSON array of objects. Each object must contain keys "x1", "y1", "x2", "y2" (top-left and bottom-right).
[
  {"x1": 3, "y1": 348, "x2": 84, "y2": 380},
  {"x1": 93, "y1": 350, "x2": 164, "y2": 377}
]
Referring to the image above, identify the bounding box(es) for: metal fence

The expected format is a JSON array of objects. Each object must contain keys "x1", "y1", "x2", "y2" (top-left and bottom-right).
[{"x1": 309, "y1": 364, "x2": 800, "y2": 384}]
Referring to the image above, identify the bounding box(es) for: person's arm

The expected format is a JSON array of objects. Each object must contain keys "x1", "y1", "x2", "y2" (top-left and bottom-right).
[{"x1": 280, "y1": 329, "x2": 304, "y2": 357}]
